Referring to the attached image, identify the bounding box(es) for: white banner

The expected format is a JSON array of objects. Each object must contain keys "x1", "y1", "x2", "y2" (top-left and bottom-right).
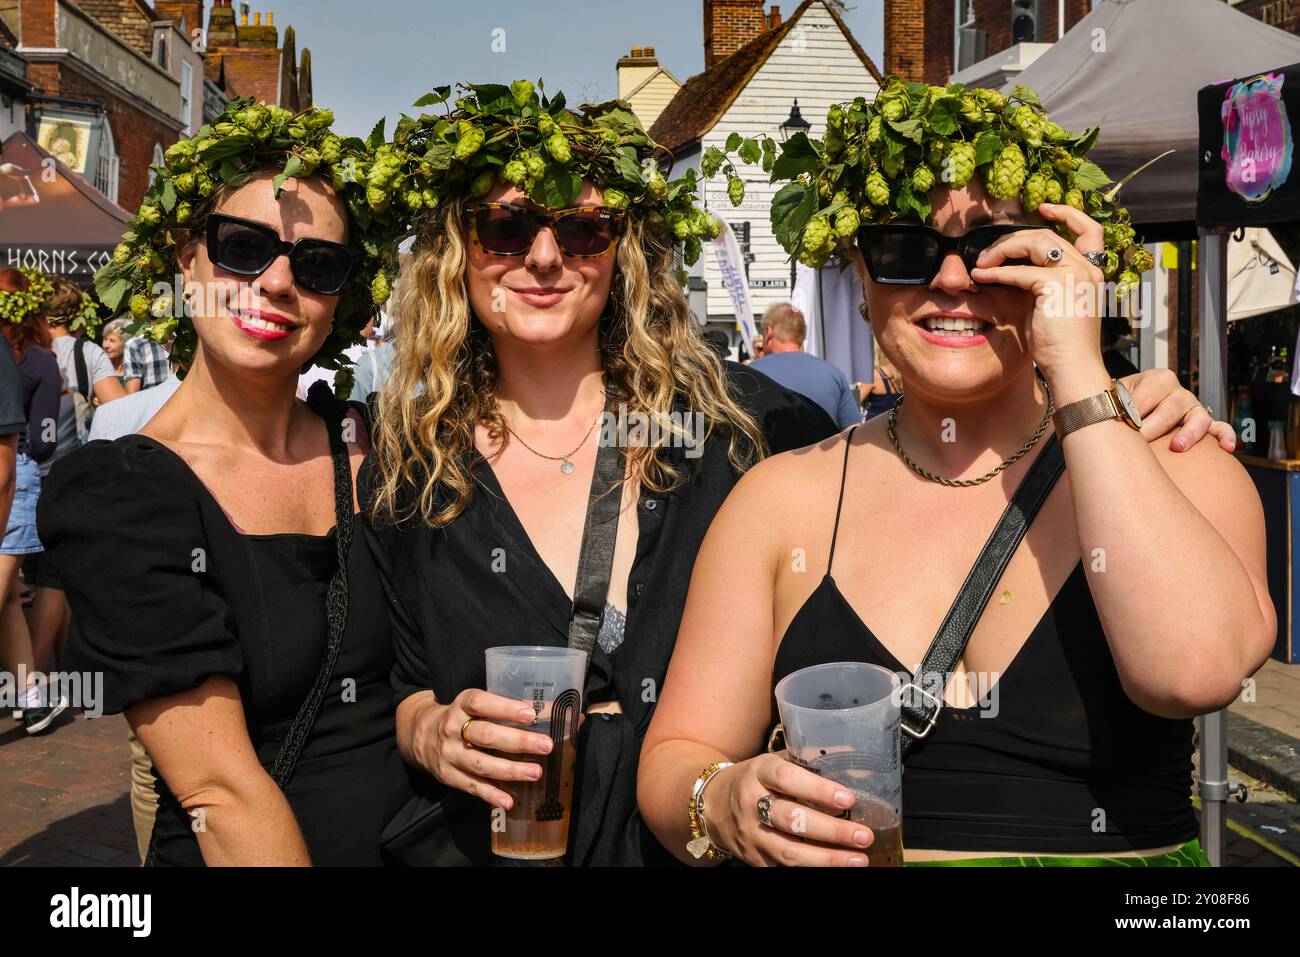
[{"x1": 710, "y1": 217, "x2": 758, "y2": 347}]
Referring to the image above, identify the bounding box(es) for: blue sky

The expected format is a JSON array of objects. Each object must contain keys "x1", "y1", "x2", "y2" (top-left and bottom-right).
[{"x1": 165, "y1": 0, "x2": 885, "y2": 139}]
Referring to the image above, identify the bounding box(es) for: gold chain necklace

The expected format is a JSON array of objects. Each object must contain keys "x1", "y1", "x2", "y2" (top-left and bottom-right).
[
  {"x1": 504, "y1": 414, "x2": 603, "y2": 474},
  {"x1": 886, "y1": 378, "x2": 1055, "y2": 488}
]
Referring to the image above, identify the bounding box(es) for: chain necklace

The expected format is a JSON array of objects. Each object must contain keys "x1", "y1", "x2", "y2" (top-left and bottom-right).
[
  {"x1": 886, "y1": 377, "x2": 1055, "y2": 488},
  {"x1": 503, "y1": 413, "x2": 603, "y2": 474}
]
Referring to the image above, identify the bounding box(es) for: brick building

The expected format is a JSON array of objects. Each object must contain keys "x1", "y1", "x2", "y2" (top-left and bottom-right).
[
  {"x1": 883, "y1": 0, "x2": 1092, "y2": 88},
  {"x1": 204, "y1": 0, "x2": 313, "y2": 111}
]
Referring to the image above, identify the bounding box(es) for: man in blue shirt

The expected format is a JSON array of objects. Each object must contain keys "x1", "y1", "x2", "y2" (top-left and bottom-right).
[{"x1": 749, "y1": 304, "x2": 861, "y2": 429}]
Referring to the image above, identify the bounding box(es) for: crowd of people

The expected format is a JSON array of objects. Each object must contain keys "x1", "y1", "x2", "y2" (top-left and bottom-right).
[{"x1": 0, "y1": 76, "x2": 1273, "y2": 869}]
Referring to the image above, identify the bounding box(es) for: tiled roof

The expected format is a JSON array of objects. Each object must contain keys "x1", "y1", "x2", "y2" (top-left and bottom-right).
[{"x1": 648, "y1": 0, "x2": 884, "y2": 156}]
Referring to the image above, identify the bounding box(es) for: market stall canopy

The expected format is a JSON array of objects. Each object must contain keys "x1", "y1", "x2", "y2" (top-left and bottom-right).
[
  {"x1": 1228, "y1": 228, "x2": 1297, "y2": 322},
  {"x1": 1003, "y1": 0, "x2": 1300, "y2": 235},
  {"x1": 0, "y1": 132, "x2": 131, "y2": 283}
]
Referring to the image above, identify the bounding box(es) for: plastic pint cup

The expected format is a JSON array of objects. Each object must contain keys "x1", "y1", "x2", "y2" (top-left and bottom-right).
[
  {"x1": 774, "y1": 661, "x2": 903, "y2": 866},
  {"x1": 484, "y1": 646, "x2": 586, "y2": 860}
]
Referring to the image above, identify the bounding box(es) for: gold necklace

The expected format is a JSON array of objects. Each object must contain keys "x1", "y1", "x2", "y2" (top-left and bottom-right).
[
  {"x1": 504, "y1": 413, "x2": 603, "y2": 474},
  {"x1": 886, "y1": 378, "x2": 1055, "y2": 488}
]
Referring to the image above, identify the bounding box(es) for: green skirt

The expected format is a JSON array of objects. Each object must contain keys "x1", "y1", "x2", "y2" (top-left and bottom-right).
[{"x1": 904, "y1": 838, "x2": 1210, "y2": 867}]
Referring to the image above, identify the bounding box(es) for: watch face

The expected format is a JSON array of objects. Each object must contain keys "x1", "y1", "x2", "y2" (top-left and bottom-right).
[{"x1": 1113, "y1": 380, "x2": 1143, "y2": 428}]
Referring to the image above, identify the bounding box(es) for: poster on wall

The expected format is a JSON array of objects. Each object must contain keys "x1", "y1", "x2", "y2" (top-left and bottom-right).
[{"x1": 34, "y1": 112, "x2": 99, "y2": 177}]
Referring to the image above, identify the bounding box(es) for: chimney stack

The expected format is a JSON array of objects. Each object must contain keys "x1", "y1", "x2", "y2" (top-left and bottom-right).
[
  {"x1": 154, "y1": 2, "x2": 206, "y2": 36},
  {"x1": 616, "y1": 45, "x2": 661, "y2": 100},
  {"x1": 768, "y1": 6, "x2": 782, "y2": 29},
  {"x1": 883, "y1": 0, "x2": 928, "y2": 84},
  {"x1": 704, "y1": 0, "x2": 770, "y2": 69}
]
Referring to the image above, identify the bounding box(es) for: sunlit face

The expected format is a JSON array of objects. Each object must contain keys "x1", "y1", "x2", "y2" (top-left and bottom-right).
[
  {"x1": 177, "y1": 169, "x2": 348, "y2": 380},
  {"x1": 463, "y1": 180, "x2": 617, "y2": 351},
  {"x1": 853, "y1": 177, "x2": 1044, "y2": 404},
  {"x1": 102, "y1": 330, "x2": 124, "y2": 362}
]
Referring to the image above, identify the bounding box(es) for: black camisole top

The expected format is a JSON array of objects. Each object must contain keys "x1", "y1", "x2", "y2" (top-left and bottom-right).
[{"x1": 771, "y1": 429, "x2": 1197, "y2": 854}]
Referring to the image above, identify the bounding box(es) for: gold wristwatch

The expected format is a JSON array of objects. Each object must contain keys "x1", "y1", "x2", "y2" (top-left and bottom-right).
[{"x1": 1053, "y1": 379, "x2": 1143, "y2": 439}]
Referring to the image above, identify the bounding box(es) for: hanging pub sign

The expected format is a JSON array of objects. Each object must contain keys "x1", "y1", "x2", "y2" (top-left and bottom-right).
[{"x1": 1198, "y1": 61, "x2": 1300, "y2": 226}]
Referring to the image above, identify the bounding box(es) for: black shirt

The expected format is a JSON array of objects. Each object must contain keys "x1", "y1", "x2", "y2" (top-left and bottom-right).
[
  {"x1": 38, "y1": 401, "x2": 413, "y2": 866},
  {"x1": 0, "y1": 337, "x2": 26, "y2": 437},
  {"x1": 15, "y1": 344, "x2": 61, "y2": 461},
  {"x1": 359, "y1": 362, "x2": 837, "y2": 866}
]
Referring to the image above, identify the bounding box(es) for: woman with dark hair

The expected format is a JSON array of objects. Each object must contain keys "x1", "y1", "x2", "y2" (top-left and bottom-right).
[
  {"x1": 37, "y1": 100, "x2": 412, "y2": 865},
  {"x1": 0, "y1": 267, "x2": 64, "y2": 733}
]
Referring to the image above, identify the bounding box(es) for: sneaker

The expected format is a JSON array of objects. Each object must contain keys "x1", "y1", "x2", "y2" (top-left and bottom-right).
[
  {"x1": 11, "y1": 710, "x2": 22, "y2": 721},
  {"x1": 24, "y1": 693, "x2": 68, "y2": 735}
]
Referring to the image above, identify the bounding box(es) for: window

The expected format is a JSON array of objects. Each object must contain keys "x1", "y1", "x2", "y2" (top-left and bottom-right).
[{"x1": 94, "y1": 120, "x2": 120, "y2": 204}]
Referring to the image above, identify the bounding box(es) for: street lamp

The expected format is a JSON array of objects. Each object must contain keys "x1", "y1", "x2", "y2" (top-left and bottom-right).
[{"x1": 779, "y1": 100, "x2": 811, "y2": 142}]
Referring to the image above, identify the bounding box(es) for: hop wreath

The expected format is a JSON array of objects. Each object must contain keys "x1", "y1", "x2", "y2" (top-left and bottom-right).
[
  {"x1": 0, "y1": 267, "x2": 53, "y2": 325},
  {"x1": 93, "y1": 96, "x2": 407, "y2": 395},
  {"x1": 708, "y1": 79, "x2": 1156, "y2": 296},
  {"x1": 68, "y1": 291, "x2": 104, "y2": 339},
  {"x1": 388, "y1": 80, "x2": 720, "y2": 270}
]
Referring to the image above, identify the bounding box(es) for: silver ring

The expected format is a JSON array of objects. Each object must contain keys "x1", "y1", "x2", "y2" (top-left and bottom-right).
[
  {"x1": 1046, "y1": 246, "x2": 1064, "y2": 263},
  {"x1": 757, "y1": 793, "x2": 777, "y2": 827},
  {"x1": 1084, "y1": 251, "x2": 1107, "y2": 268}
]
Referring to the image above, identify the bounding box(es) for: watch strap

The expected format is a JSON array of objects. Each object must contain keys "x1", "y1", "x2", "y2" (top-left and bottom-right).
[{"x1": 1053, "y1": 388, "x2": 1122, "y2": 439}]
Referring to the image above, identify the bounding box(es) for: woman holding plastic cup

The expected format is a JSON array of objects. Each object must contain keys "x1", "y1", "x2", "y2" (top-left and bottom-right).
[{"x1": 637, "y1": 82, "x2": 1271, "y2": 867}]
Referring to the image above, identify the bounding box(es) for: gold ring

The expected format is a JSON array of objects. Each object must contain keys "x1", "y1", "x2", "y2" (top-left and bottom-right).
[{"x1": 459, "y1": 717, "x2": 476, "y2": 749}]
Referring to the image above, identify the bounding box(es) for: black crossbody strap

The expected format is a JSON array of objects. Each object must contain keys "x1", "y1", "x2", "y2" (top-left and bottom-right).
[
  {"x1": 899, "y1": 435, "x2": 1066, "y2": 756},
  {"x1": 73, "y1": 337, "x2": 89, "y2": 399},
  {"x1": 270, "y1": 385, "x2": 356, "y2": 786},
  {"x1": 568, "y1": 425, "x2": 624, "y2": 674}
]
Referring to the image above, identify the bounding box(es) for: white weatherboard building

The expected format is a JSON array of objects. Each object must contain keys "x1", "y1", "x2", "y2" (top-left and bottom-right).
[{"x1": 650, "y1": 0, "x2": 882, "y2": 351}]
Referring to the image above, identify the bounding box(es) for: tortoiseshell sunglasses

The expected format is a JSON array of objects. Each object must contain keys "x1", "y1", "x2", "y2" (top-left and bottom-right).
[{"x1": 463, "y1": 202, "x2": 626, "y2": 258}]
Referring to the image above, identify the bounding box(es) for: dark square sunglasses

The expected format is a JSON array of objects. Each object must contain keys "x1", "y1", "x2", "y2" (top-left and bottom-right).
[
  {"x1": 463, "y1": 202, "x2": 626, "y2": 259},
  {"x1": 855, "y1": 223, "x2": 1038, "y2": 285},
  {"x1": 205, "y1": 213, "x2": 361, "y2": 296}
]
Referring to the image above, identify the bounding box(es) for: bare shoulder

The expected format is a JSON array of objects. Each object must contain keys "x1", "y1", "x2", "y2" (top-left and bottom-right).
[
  {"x1": 735, "y1": 424, "x2": 860, "y2": 504},
  {"x1": 1148, "y1": 432, "x2": 1259, "y2": 503}
]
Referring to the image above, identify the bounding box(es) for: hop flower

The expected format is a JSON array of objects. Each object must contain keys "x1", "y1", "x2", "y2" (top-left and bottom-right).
[
  {"x1": 1043, "y1": 176, "x2": 1063, "y2": 204},
  {"x1": 881, "y1": 97, "x2": 907, "y2": 122},
  {"x1": 1116, "y1": 269, "x2": 1141, "y2": 298},
  {"x1": 138, "y1": 205, "x2": 163, "y2": 226},
  {"x1": 196, "y1": 172, "x2": 214, "y2": 198},
  {"x1": 1021, "y1": 169, "x2": 1050, "y2": 213},
  {"x1": 1008, "y1": 106, "x2": 1043, "y2": 149},
  {"x1": 404, "y1": 190, "x2": 424, "y2": 210},
  {"x1": 1042, "y1": 121, "x2": 1069, "y2": 143},
  {"x1": 927, "y1": 140, "x2": 947, "y2": 167},
  {"x1": 603, "y1": 187, "x2": 629, "y2": 210},
  {"x1": 986, "y1": 143, "x2": 1027, "y2": 200},
  {"x1": 645, "y1": 172, "x2": 668, "y2": 200},
  {"x1": 523, "y1": 151, "x2": 547, "y2": 179},
  {"x1": 833, "y1": 206, "x2": 860, "y2": 238},
  {"x1": 503, "y1": 160, "x2": 528, "y2": 186},
  {"x1": 881, "y1": 153, "x2": 903, "y2": 179},
  {"x1": 367, "y1": 184, "x2": 389, "y2": 211},
  {"x1": 151, "y1": 317, "x2": 179, "y2": 343},
  {"x1": 974, "y1": 89, "x2": 1009, "y2": 111},
  {"x1": 297, "y1": 148, "x2": 321, "y2": 177},
  {"x1": 175, "y1": 201, "x2": 193, "y2": 225},
  {"x1": 865, "y1": 171, "x2": 890, "y2": 207},
  {"x1": 303, "y1": 108, "x2": 335, "y2": 131},
  {"x1": 866, "y1": 114, "x2": 883, "y2": 146},
  {"x1": 960, "y1": 96, "x2": 983, "y2": 124},
  {"x1": 545, "y1": 133, "x2": 571, "y2": 164},
  {"x1": 112, "y1": 243, "x2": 132, "y2": 266},
  {"x1": 320, "y1": 136, "x2": 343, "y2": 166},
  {"x1": 1102, "y1": 250, "x2": 1120, "y2": 278},
  {"x1": 454, "y1": 126, "x2": 485, "y2": 161},
  {"x1": 1103, "y1": 222, "x2": 1136, "y2": 249},
  {"x1": 912, "y1": 164, "x2": 935, "y2": 193},
  {"x1": 129, "y1": 294, "x2": 150, "y2": 320},
  {"x1": 371, "y1": 272, "x2": 391, "y2": 305},
  {"x1": 727, "y1": 177, "x2": 745, "y2": 207},
  {"x1": 470, "y1": 169, "x2": 496, "y2": 197},
  {"x1": 683, "y1": 236, "x2": 702, "y2": 265},
  {"x1": 511, "y1": 80, "x2": 534, "y2": 107},
  {"x1": 1064, "y1": 188, "x2": 1085, "y2": 210},
  {"x1": 943, "y1": 141, "x2": 976, "y2": 187},
  {"x1": 537, "y1": 113, "x2": 557, "y2": 137},
  {"x1": 1129, "y1": 248, "x2": 1155, "y2": 273}
]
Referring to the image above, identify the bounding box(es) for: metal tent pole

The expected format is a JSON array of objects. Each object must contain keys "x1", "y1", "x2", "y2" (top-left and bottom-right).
[{"x1": 1196, "y1": 225, "x2": 1230, "y2": 866}]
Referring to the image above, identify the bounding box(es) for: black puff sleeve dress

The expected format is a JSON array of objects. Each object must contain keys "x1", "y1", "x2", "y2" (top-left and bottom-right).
[{"x1": 37, "y1": 404, "x2": 412, "y2": 866}]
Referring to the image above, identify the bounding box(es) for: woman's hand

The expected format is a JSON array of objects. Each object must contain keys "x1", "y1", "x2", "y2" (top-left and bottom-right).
[
  {"x1": 1119, "y1": 367, "x2": 1237, "y2": 452},
  {"x1": 968, "y1": 206, "x2": 1236, "y2": 453},
  {"x1": 406, "y1": 689, "x2": 555, "y2": 810},
  {"x1": 701, "y1": 753, "x2": 873, "y2": 866}
]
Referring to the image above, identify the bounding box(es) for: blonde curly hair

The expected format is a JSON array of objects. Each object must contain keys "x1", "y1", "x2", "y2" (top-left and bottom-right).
[{"x1": 367, "y1": 198, "x2": 767, "y2": 526}]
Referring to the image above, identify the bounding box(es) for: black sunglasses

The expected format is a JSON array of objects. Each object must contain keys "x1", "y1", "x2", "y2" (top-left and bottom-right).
[
  {"x1": 855, "y1": 223, "x2": 1038, "y2": 284},
  {"x1": 205, "y1": 213, "x2": 361, "y2": 296},
  {"x1": 463, "y1": 202, "x2": 626, "y2": 258}
]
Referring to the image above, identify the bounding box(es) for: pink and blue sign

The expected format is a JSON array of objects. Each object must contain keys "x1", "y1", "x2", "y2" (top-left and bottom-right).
[{"x1": 1221, "y1": 72, "x2": 1294, "y2": 204}]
